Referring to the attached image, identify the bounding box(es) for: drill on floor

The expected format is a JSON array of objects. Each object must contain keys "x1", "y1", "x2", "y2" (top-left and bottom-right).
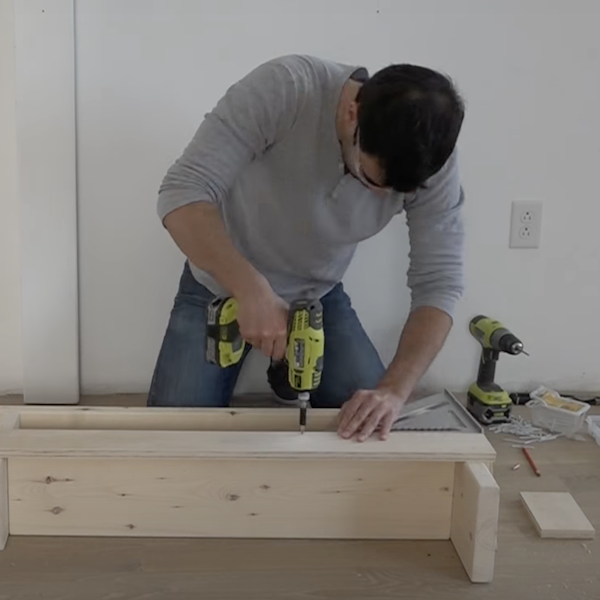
[
  {"x1": 468, "y1": 315, "x2": 528, "y2": 425},
  {"x1": 206, "y1": 296, "x2": 324, "y2": 432}
]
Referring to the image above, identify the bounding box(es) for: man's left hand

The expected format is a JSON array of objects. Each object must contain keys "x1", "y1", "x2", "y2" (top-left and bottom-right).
[{"x1": 337, "y1": 388, "x2": 407, "y2": 442}]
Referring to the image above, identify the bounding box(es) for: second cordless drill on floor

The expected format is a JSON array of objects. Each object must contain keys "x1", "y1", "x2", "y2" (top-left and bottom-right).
[
  {"x1": 468, "y1": 315, "x2": 528, "y2": 425},
  {"x1": 206, "y1": 296, "x2": 324, "y2": 432}
]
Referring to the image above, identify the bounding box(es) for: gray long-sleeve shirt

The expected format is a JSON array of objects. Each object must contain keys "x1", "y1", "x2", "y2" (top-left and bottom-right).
[{"x1": 157, "y1": 54, "x2": 465, "y2": 317}]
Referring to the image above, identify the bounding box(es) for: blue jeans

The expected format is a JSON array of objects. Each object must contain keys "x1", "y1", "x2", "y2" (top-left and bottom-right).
[{"x1": 147, "y1": 262, "x2": 385, "y2": 408}]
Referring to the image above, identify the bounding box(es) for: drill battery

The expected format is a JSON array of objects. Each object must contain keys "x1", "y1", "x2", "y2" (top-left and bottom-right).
[
  {"x1": 467, "y1": 382, "x2": 512, "y2": 425},
  {"x1": 206, "y1": 297, "x2": 245, "y2": 368}
]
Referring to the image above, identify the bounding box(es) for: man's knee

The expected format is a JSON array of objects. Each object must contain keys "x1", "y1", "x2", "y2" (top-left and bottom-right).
[
  {"x1": 147, "y1": 288, "x2": 234, "y2": 407},
  {"x1": 311, "y1": 353, "x2": 385, "y2": 408},
  {"x1": 312, "y1": 288, "x2": 385, "y2": 408}
]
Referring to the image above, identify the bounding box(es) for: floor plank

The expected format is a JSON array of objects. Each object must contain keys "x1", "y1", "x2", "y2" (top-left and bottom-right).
[{"x1": 0, "y1": 397, "x2": 598, "y2": 599}]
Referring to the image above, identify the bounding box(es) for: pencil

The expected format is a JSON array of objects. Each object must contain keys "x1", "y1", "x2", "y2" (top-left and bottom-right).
[{"x1": 522, "y1": 447, "x2": 541, "y2": 477}]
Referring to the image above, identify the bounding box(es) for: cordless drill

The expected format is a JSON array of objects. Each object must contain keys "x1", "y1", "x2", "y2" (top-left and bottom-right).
[
  {"x1": 268, "y1": 299, "x2": 325, "y2": 433},
  {"x1": 206, "y1": 297, "x2": 324, "y2": 432},
  {"x1": 468, "y1": 315, "x2": 528, "y2": 425}
]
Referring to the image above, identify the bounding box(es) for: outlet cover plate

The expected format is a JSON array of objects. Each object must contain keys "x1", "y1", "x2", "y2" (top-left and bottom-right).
[{"x1": 510, "y1": 201, "x2": 543, "y2": 248}]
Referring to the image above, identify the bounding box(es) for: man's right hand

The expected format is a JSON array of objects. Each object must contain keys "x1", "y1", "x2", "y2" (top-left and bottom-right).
[
  {"x1": 163, "y1": 204, "x2": 290, "y2": 359},
  {"x1": 236, "y1": 283, "x2": 289, "y2": 360}
]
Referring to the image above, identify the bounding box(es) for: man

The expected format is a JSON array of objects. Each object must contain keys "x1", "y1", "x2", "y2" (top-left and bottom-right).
[{"x1": 148, "y1": 54, "x2": 465, "y2": 442}]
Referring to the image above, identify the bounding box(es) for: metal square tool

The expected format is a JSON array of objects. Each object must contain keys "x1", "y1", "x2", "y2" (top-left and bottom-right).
[{"x1": 392, "y1": 389, "x2": 483, "y2": 433}]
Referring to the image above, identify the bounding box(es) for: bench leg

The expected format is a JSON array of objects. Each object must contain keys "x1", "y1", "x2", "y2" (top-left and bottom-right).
[
  {"x1": 450, "y1": 461, "x2": 499, "y2": 583},
  {"x1": 0, "y1": 413, "x2": 20, "y2": 551},
  {"x1": 0, "y1": 458, "x2": 8, "y2": 551}
]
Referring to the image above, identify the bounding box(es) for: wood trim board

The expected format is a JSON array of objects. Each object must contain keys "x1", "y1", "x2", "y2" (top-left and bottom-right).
[
  {"x1": 0, "y1": 406, "x2": 499, "y2": 582},
  {"x1": 0, "y1": 428, "x2": 496, "y2": 461},
  {"x1": 0, "y1": 406, "x2": 496, "y2": 461},
  {"x1": 16, "y1": 406, "x2": 341, "y2": 432}
]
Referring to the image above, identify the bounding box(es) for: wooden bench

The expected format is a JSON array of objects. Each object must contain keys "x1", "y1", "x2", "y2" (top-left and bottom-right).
[{"x1": 0, "y1": 406, "x2": 499, "y2": 582}]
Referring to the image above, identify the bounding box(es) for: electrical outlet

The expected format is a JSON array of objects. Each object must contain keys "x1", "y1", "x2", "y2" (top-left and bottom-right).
[{"x1": 510, "y1": 201, "x2": 542, "y2": 248}]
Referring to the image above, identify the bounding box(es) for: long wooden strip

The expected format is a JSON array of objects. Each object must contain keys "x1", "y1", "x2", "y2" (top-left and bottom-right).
[
  {"x1": 13, "y1": 407, "x2": 339, "y2": 432},
  {"x1": 9, "y1": 457, "x2": 454, "y2": 539},
  {"x1": 2, "y1": 406, "x2": 288, "y2": 414},
  {"x1": 450, "y1": 462, "x2": 499, "y2": 583},
  {"x1": 0, "y1": 429, "x2": 496, "y2": 461}
]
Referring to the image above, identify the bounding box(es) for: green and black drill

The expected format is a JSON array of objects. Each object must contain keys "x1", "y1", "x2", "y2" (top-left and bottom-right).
[
  {"x1": 206, "y1": 296, "x2": 324, "y2": 433},
  {"x1": 468, "y1": 315, "x2": 529, "y2": 425}
]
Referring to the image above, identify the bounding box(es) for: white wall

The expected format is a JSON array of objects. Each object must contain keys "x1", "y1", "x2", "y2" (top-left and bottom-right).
[
  {"x1": 75, "y1": 0, "x2": 413, "y2": 394},
  {"x1": 4, "y1": 0, "x2": 600, "y2": 397},
  {"x1": 0, "y1": 0, "x2": 23, "y2": 394}
]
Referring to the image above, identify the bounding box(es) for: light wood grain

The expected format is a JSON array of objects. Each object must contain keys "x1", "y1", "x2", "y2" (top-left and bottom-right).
[
  {"x1": 520, "y1": 491, "x2": 595, "y2": 539},
  {"x1": 0, "y1": 428, "x2": 496, "y2": 461},
  {"x1": 9, "y1": 458, "x2": 454, "y2": 540},
  {"x1": 0, "y1": 413, "x2": 19, "y2": 550},
  {"x1": 12, "y1": 406, "x2": 339, "y2": 432},
  {"x1": 450, "y1": 462, "x2": 499, "y2": 583}
]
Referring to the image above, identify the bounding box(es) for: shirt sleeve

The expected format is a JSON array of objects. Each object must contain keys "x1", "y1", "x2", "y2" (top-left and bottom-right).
[
  {"x1": 403, "y1": 148, "x2": 466, "y2": 319},
  {"x1": 157, "y1": 58, "x2": 302, "y2": 222}
]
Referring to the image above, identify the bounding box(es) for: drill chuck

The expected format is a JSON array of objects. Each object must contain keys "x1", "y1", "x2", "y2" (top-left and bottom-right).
[
  {"x1": 470, "y1": 315, "x2": 526, "y2": 355},
  {"x1": 495, "y1": 332, "x2": 524, "y2": 355}
]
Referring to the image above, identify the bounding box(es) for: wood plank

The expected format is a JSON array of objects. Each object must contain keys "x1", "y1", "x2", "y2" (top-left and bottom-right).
[
  {"x1": 450, "y1": 462, "x2": 499, "y2": 583},
  {"x1": 11, "y1": 406, "x2": 339, "y2": 432},
  {"x1": 0, "y1": 412, "x2": 19, "y2": 550},
  {"x1": 0, "y1": 429, "x2": 496, "y2": 462},
  {"x1": 520, "y1": 491, "x2": 595, "y2": 539},
  {"x1": 8, "y1": 458, "x2": 454, "y2": 540}
]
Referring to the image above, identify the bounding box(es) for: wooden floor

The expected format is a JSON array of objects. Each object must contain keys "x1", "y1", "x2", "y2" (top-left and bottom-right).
[{"x1": 0, "y1": 395, "x2": 599, "y2": 599}]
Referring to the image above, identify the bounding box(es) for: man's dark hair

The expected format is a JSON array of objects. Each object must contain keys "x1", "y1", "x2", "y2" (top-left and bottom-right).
[{"x1": 356, "y1": 64, "x2": 465, "y2": 193}]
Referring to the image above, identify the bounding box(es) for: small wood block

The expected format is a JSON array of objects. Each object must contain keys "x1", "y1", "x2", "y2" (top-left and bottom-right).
[{"x1": 520, "y1": 492, "x2": 595, "y2": 539}]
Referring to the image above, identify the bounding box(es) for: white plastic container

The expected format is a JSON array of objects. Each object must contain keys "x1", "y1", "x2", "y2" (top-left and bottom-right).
[
  {"x1": 587, "y1": 416, "x2": 600, "y2": 447},
  {"x1": 526, "y1": 386, "x2": 591, "y2": 437}
]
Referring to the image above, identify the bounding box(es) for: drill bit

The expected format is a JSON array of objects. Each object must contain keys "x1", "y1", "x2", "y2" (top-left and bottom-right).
[{"x1": 299, "y1": 393, "x2": 309, "y2": 434}]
